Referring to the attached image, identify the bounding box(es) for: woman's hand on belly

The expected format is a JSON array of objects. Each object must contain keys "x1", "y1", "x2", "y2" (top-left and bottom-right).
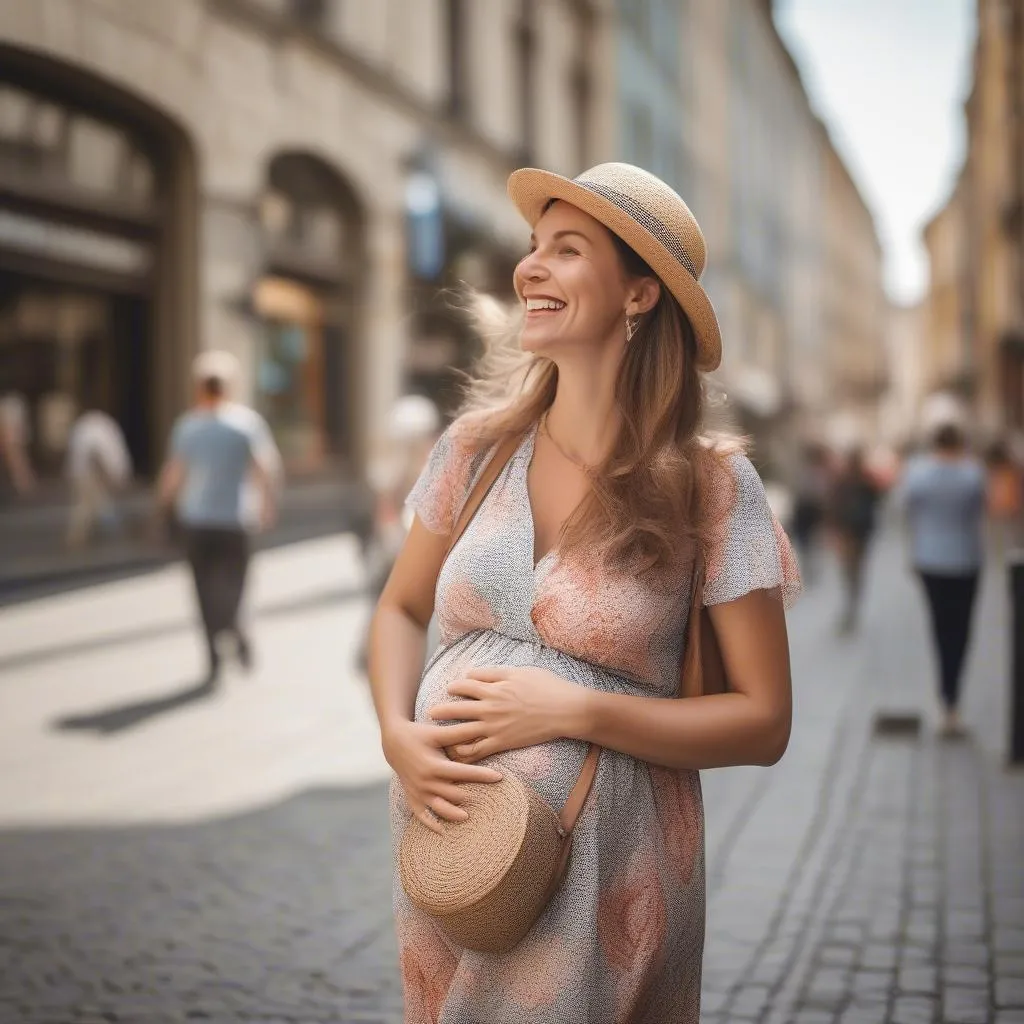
[
  {"x1": 428, "y1": 666, "x2": 587, "y2": 763},
  {"x1": 382, "y1": 719, "x2": 504, "y2": 834}
]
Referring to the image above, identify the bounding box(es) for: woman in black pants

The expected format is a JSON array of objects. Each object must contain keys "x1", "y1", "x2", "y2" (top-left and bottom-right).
[{"x1": 901, "y1": 422, "x2": 987, "y2": 736}]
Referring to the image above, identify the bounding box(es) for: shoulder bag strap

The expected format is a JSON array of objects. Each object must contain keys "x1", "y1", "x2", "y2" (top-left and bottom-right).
[
  {"x1": 444, "y1": 431, "x2": 524, "y2": 562},
  {"x1": 678, "y1": 550, "x2": 706, "y2": 699},
  {"x1": 442, "y1": 426, "x2": 602, "y2": 836}
]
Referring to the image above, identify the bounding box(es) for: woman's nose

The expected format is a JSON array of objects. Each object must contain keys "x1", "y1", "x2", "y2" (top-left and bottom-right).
[{"x1": 517, "y1": 250, "x2": 549, "y2": 286}]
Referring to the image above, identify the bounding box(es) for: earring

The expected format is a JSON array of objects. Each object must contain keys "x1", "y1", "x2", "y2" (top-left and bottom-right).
[{"x1": 625, "y1": 315, "x2": 640, "y2": 343}]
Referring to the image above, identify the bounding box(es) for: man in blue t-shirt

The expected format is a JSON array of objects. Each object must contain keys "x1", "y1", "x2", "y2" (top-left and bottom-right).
[{"x1": 156, "y1": 351, "x2": 281, "y2": 683}]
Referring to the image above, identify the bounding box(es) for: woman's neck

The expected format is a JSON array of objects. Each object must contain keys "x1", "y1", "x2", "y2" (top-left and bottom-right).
[{"x1": 543, "y1": 357, "x2": 620, "y2": 466}]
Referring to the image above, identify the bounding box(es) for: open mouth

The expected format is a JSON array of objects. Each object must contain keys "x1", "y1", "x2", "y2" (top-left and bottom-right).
[{"x1": 525, "y1": 297, "x2": 566, "y2": 316}]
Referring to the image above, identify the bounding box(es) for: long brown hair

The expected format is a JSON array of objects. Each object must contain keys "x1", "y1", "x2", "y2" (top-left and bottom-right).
[{"x1": 457, "y1": 224, "x2": 740, "y2": 573}]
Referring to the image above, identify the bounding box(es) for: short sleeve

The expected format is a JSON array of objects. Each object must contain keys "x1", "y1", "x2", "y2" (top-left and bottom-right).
[
  {"x1": 169, "y1": 416, "x2": 191, "y2": 459},
  {"x1": 405, "y1": 413, "x2": 491, "y2": 536},
  {"x1": 248, "y1": 413, "x2": 282, "y2": 480},
  {"x1": 703, "y1": 453, "x2": 802, "y2": 608}
]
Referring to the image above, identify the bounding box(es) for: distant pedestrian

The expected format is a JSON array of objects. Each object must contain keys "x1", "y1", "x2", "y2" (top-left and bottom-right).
[
  {"x1": 828, "y1": 446, "x2": 881, "y2": 634},
  {"x1": 0, "y1": 391, "x2": 35, "y2": 499},
  {"x1": 901, "y1": 422, "x2": 986, "y2": 738},
  {"x1": 65, "y1": 409, "x2": 133, "y2": 548},
  {"x1": 357, "y1": 394, "x2": 441, "y2": 673},
  {"x1": 790, "y1": 442, "x2": 830, "y2": 585},
  {"x1": 156, "y1": 351, "x2": 282, "y2": 684}
]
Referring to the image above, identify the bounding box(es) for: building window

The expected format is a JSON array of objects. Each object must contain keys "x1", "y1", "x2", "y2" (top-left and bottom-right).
[
  {"x1": 516, "y1": 0, "x2": 537, "y2": 162},
  {"x1": 290, "y1": 0, "x2": 329, "y2": 28},
  {"x1": 571, "y1": 8, "x2": 594, "y2": 172},
  {"x1": 446, "y1": 0, "x2": 469, "y2": 119},
  {"x1": 0, "y1": 86, "x2": 154, "y2": 207}
]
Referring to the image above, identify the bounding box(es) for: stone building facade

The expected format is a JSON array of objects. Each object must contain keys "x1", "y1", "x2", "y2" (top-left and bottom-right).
[
  {"x1": 677, "y1": 1, "x2": 885, "y2": 473},
  {"x1": 0, "y1": 0, "x2": 610, "y2": 483},
  {"x1": 819, "y1": 133, "x2": 887, "y2": 451},
  {"x1": 0, "y1": 0, "x2": 885, "y2": 498},
  {"x1": 923, "y1": 0, "x2": 1024, "y2": 437}
]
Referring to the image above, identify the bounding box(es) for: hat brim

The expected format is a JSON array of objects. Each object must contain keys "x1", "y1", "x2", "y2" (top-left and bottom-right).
[{"x1": 507, "y1": 168, "x2": 722, "y2": 372}]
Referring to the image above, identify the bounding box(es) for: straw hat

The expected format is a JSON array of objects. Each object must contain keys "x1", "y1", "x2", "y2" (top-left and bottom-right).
[{"x1": 507, "y1": 162, "x2": 722, "y2": 371}]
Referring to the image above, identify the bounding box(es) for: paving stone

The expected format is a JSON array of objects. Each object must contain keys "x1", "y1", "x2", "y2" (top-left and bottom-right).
[
  {"x1": 838, "y1": 1009, "x2": 887, "y2": 1024},
  {"x1": 891, "y1": 995, "x2": 937, "y2": 1024},
  {"x1": 898, "y1": 965, "x2": 939, "y2": 995},
  {"x1": 942, "y1": 986, "x2": 991, "y2": 1024},
  {"x1": 861, "y1": 945, "x2": 899, "y2": 970},
  {"x1": 944, "y1": 964, "x2": 990, "y2": 987},
  {"x1": 997, "y1": 977, "x2": 1024, "y2": 1008},
  {"x1": 0, "y1": 528, "x2": 1020, "y2": 1022},
  {"x1": 999, "y1": 955, "x2": 1024, "y2": 977},
  {"x1": 819, "y1": 946, "x2": 858, "y2": 968}
]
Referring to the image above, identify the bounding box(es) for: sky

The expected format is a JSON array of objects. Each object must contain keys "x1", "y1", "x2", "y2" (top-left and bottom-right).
[{"x1": 774, "y1": 0, "x2": 976, "y2": 304}]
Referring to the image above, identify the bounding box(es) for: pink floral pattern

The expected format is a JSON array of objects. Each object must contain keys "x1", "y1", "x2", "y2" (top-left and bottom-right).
[{"x1": 392, "y1": 416, "x2": 800, "y2": 1023}]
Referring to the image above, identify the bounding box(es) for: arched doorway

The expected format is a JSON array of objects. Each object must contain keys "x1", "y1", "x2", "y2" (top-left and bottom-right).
[
  {"x1": 0, "y1": 46, "x2": 197, "y2": 484},
  {"x1": 251, "y1": 152, "x2": 364, "y2": 474}
]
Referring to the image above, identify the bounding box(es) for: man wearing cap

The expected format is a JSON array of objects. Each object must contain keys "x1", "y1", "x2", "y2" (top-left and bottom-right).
[{"x1": 156, "y1": 350, "x2": 282, "y2": 684}]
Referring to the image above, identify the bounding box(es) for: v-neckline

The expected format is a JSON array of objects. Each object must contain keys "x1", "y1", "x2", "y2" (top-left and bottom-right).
[{"x1": 523, "y1": 422, "x2": 569, "y2": 574}]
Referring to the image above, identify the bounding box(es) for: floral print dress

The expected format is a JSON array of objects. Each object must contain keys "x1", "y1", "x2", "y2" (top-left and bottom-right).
[{"x1": 391, "y1": 414, "x2": 800, "y2": 1024}]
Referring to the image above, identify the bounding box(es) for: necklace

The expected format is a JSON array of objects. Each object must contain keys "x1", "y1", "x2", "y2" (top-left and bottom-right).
[{"x1": 539, "y1": 412, "x2": 595, "y2": 473}]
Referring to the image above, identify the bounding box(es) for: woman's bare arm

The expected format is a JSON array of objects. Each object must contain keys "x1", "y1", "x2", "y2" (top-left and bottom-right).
[
  {"x1": 369, "y1": 516, "x2": 504, "y2": 831},
  {"x1": 434, "y1": 586, "x2": 794, "y2": 772},
  {"x1": 570, "y1": 588, "x2": 792, "y2": 768},
  {"x1": 368, "y1": 516, "x2": 448, "y2": 728}
]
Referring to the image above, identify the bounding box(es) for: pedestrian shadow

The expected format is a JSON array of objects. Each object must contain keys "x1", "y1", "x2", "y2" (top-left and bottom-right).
[{"x1": 51, "y1": 677, "x2": 218, "y2": 736}]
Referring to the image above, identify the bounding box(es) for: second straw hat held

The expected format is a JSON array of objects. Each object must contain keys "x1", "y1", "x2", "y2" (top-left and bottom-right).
[{"x1": 507, "y1": 162, "x2": 722, "y2": 372}]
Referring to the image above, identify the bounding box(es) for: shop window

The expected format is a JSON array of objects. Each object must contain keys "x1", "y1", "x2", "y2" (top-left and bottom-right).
[
  {"x1": 516, "y1": 0, "x2": 537, "y2": 162},
  {"x1": 0, "y1": 85, "x2": 154, "y2": 207},
  {"x1": 290, "y1": 0, "x2": 329, "y2": 28},
  {"x1": 570, "y1": 7, "x2": 593, "y2": 172},
  {"x1": 254, "y1": 153, "x2": 363, "y2": 470},
  {"x1": 253, "y1": 277, "x2": 326, "y2": 471}
]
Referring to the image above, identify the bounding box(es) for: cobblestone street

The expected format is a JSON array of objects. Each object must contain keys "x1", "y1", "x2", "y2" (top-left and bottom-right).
[{"x1": 0, "y1": 528, "x2": 1021, "y2": 1023}]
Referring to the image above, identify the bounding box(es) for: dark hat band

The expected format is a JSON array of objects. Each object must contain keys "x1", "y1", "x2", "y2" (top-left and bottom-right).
[{"x1": 576, "y1": 179, "x2": 700, "y2": 281}]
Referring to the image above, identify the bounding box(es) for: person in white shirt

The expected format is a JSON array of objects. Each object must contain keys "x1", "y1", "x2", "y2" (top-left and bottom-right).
[
  {"x1": 156, "y1": 351, "x2": 282, "y2": 684},
  {"x1": 65, "y1": 409, "x2": 133, "y2": 548}
]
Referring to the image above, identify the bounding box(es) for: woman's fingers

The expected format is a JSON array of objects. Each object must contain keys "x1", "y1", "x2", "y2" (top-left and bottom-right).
[
  {"x1": 424, "y1": 781, "x2": 472, "y2": 807},
  {"x1": 466, "y1": 666, "x2": 507, "y2": 682},
  {"x1": 428, "y1": 701, "x2": 479, "y2": 722},
  {"x1": 425, "y1": 720, "x2": 486, "y2": 747},
  {"x1": 442, "y1": 759, "x2": 503, "y2": 784},
  {"x1": 427, "y1": 796, "x2": 468, "y2": 823},
  {"x1": 449, "y1": 738, "x2": 484, "y2": 761},
  {"x1": 413, "y1": 804, "x2": 444, "y2": 835},
  {"x1": 445, "y1": 679, "x2": 491, "y2": 700}
]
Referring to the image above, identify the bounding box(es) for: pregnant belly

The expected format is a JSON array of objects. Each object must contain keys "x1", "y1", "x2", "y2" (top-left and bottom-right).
[{"x1": 414, "y1": 630, "x2": 599, "y2": 813}]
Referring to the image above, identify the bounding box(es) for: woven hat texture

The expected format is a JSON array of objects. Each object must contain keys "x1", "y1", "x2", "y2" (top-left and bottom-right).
[
  {"x1": 507, "y1": 162, "x2": 722, "y2": 372},
  {"x1": 399, "y1": 776, "x2": 568, "y2": 954}
]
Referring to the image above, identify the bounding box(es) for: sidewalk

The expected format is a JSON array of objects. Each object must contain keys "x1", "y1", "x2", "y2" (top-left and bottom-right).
[
  {"x1": 0, "y1": 528, "x2": 1019, "y2": 1023},
  {"x1": 0, "y1": 474, "x2": 373, "y2": 601},
  {"x1": 696, "y1": 529, "x2": 1024, "y2": 1024}
]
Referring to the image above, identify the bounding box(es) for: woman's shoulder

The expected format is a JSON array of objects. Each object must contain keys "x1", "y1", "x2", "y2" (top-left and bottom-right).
[
  {"x1": 697, "y1": 438, "x2": 761, "y2": 494},
  {"x1": 443, "y1": 408, "x2": 495, "y2": 450}
]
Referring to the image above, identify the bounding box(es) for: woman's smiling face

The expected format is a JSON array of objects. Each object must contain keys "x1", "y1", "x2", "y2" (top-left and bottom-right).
[{"x1": 514, "y1": 201, "x2": 639, "y2": 357}]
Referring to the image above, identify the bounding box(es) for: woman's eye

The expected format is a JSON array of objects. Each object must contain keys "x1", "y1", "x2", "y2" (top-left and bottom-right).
[{"x1": 560, "y1": 247, "x2": 579, "y2": 256}]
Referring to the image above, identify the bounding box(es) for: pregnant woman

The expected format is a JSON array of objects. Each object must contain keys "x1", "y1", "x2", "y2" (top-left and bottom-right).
[{"x1": 368, "y1": 163, "x2": 801, "y2": 1024}]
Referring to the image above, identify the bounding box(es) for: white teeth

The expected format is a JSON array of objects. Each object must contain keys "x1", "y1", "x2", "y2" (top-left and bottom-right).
[{"x1": 526, "y1": 298, "x2": 565, "y2": 311}]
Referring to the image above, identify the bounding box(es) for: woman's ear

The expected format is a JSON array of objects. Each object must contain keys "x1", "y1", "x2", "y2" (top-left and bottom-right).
[{"x1": 627, "y1": 277, "x2": 661, "y2": 316}]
